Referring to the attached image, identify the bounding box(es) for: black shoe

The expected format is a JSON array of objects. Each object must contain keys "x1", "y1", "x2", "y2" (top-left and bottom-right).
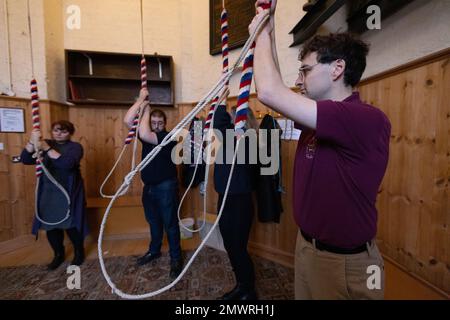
[
  {"x1": 71, "y1": 246, "x2": 85, "y2": 266},
  {"x1": 217, "y1": 284, "x2": 241, "y2": 300},
  {"x1": 136, "y1": 251, "x2": 161, "y2": 266},
  {"x1": 169, "y1": 259, "x2": 183, "y2": 279},
  {"x1": 217, "y1": 284, "x2": 258, "y2": 300},
  {"x1": 238, "y1": 289, "x2": 258, "y2": 300},
  {"x1": 47, "y1": 252, "x2": 65, "y2": 271}
]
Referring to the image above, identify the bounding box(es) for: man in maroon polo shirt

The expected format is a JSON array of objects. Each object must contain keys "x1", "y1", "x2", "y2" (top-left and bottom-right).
[{"x1": 250, "y1": 0, "x2": 391, "y2": 299}]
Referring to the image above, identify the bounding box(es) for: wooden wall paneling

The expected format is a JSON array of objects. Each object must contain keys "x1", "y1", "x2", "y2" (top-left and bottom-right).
[
  {"x1": 279, "y1": 139, "x2": 298, "y2": 251},
  {"x1": 391, "y1": 72, "x2": 408, "y2": 257},
  {"x1": 130, "y1": 107, "x2": 145, "y2": 197},
  {"x1": 95, "y1": 107, "x2": 106, "y2": 198},
  {"x1": 431, "y1": 57, "x2": 450, "y2": 292},
  {"x1": 87, "y1": 106, "x2": 99, "y2": 198},
  {"x1": 49, "y1": 102, "x2": 69, "y2": 125},
  {"x1": 438, "y1": 57, "x2": 450, "y2": 292},
  {"x1": 0, "y1": 158, "x2": 13, "y2": 241},
  {"x1": 102, "y1": 107, "x2": 118, "y2": 197},
  {"x1": 416, "y1": 63, "x2": 440, "y2": 286},
  {"x1": 89, "y1": 106, "x2": 101, "y2": 196},
  {"x1": 68, "y1": 105, "x2": 88, "y2": 206},
  {"x1": 68, "y1": 106, "x2": 82, "y2": 175},
  {"x1": 108, "y1": 108, "x2": 121, "y2": 196},
  {"x1": 9, "y1": 129, "x2": 27, "y2": 238},
  {"x1": 358, "y1": 55, "x2": 450, "y2": 294},
  {"x1": 118, "y1": 107, "x2": 139, "y2": 198},
  {"x1": 15, "y1": 101, "x2": 32, "y2": 238},
  {"x1": 0, "y1": 125, "x2": 13, "y2": 241},
  {"x1": 0, "y1": 99, "x2": 35, "y2": 240},
  {"x1": 103, "y1": 107, "x2": 116, "y2": 197},
  {"x1": 69, "y1": 106, "x2": 89, "y2": 195}
]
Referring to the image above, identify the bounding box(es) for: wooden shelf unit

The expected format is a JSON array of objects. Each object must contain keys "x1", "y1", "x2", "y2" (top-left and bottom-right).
[{"x1": 65, "y1": 50, "x2": 174, "y2": 106}]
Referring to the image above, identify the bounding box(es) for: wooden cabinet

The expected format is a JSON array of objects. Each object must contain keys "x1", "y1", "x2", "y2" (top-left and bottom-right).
[{"x1": 65, "y1": 50, "x2": 174, "y2": 106}]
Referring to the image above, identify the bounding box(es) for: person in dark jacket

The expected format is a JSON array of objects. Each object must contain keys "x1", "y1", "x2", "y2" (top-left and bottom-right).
[
  {"x1": 213, "y1": 104, "x2": 259, "y2": 300},
  {"x1": 21, "y1": 120, "x2": 88, "y2": 270}
]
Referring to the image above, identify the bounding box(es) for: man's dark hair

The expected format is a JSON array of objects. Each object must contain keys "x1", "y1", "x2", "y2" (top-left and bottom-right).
[
  {"x1": 149, "y1": 109, "x2": 167, "y2": 124},
  {"x1": 51, "y1": 120, "x2": 75, "y2": 135},
  {"x1": 299, "y1": 32, "x2": 370, "y2": 87}
]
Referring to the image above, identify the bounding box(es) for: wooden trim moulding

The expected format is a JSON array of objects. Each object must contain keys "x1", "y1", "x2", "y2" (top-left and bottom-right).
[{"x1": 359, "y1": 47, "x2": 450, "y2": 86}]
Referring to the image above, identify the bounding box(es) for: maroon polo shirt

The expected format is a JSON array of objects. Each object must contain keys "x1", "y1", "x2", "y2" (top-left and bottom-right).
[{"x1": 293, "y1": 92, "x2": 391, "y2": 248}]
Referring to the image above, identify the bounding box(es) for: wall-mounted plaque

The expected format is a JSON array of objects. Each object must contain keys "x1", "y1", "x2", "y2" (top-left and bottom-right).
[
  {"x1": 0, "y1": 107, "x2": 25, "y2": 133},
  {"x1": 210, "y1": 0, "x2": 255, "y2": 55}
]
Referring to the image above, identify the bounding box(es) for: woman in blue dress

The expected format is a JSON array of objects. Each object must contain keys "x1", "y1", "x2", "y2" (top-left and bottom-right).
[{"x1": 21, "y1": 120, "x2": 88, "y2": 270}]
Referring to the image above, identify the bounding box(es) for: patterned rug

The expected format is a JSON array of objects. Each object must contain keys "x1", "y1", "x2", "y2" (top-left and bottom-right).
[{"x1": 0, "y1": 247, "x2": 294, "y2": 300}]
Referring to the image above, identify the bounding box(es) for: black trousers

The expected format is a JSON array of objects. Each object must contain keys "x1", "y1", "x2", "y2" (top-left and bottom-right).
[
  {"x1": 46, "y1": 228, "x2": 83, "y2": 254},
  {"x1": 218, "y1": 193, "x2": 255, "y2": 289}
]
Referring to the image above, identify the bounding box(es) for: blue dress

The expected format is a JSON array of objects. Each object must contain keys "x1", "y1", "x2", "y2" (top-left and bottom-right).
[{"x1": 20, "y1": 140, "x2": 89, "y2": 238}]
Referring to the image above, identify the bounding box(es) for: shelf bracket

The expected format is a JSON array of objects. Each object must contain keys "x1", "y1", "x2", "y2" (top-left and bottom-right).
[
  {"x1": 157, "y1": 58, "x2": 163, "y2": 79},
  {"x1": 83, "y1": 53, "x2": 94, "y2": 75}
]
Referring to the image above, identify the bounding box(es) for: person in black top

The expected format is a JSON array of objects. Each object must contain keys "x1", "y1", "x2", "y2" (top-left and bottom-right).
[
  {"x1": 213, "y1": 104, "x2": 259, "y2": 300},
  {"x1": 124, "y1": 88, "x2": 182, "y2": 279}
]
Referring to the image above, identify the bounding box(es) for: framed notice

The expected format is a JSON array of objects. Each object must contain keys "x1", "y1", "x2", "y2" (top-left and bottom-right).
[
  {"x1": 0, "y1": 107, "x2": 25, "y2": 133},
  {"x1": 210, "y1": 0, "x2": 255, "y2": 55}
]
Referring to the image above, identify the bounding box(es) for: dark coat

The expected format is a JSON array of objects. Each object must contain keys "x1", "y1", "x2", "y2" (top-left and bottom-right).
[
  {"x1": 255, "y1": 115, "x2": 283, "y2": 223},
  {"x1": 213, "y1": 105, "x2": 257, "y2": 195},
  {"x1": 20, "y1": 140, "x2": 88, "y2": 238}
]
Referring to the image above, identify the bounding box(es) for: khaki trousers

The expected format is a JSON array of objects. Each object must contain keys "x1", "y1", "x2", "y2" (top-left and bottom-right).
[{"x1": 295, "y1": 230, "x2": 384, "y2": 300}]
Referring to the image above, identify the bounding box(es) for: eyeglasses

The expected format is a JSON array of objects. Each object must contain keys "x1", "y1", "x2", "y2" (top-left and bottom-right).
[{"x1": 298, "y1": 63, "x2": 320, "y2": 81}]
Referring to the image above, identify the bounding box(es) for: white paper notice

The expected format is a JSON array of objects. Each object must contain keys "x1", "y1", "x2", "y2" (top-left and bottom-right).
[
  {"x1": 0, "y1": 108, "x2": 25, "y2": 133},
  {"x1": 277, "y1": 118, "x2": 301, "y2": 140}
]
